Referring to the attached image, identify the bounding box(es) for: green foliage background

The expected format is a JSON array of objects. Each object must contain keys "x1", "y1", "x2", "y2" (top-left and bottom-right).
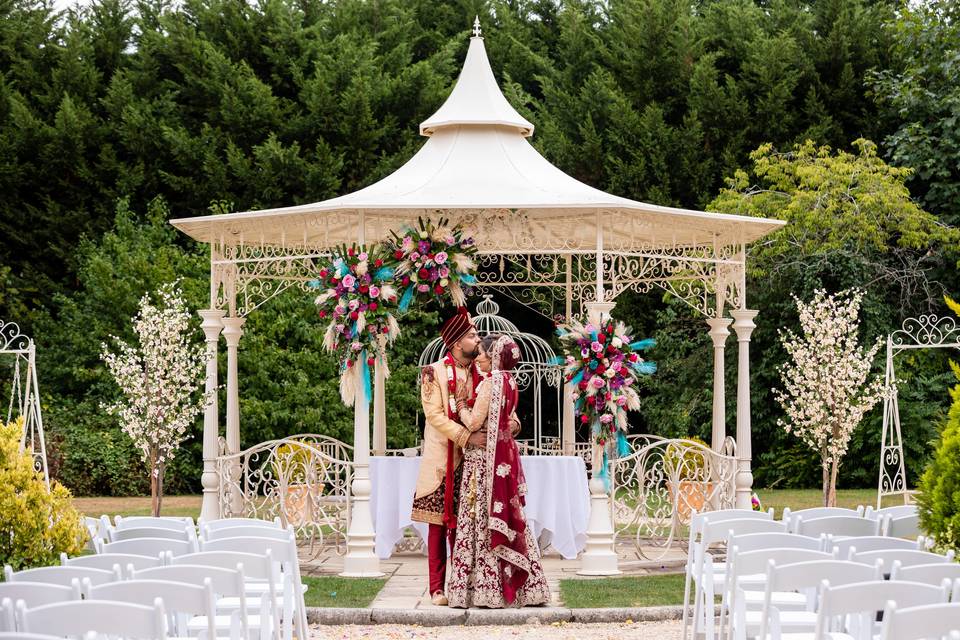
[{"x1": 1, "y1": 0, "x2": 958, "y2": 495}]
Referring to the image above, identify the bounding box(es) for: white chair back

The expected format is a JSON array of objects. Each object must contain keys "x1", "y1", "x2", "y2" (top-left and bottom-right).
[
  {"x1": 0, "y1": 599, "x2": 14, "y2": 633},
  {"x1": 783, "y1": 506, "x2": 864, "y2": 532},
  {"x1": 0, "y1": 582, "x2": 78, "y2": 610},
  {"x1": 864, "y1": 504, "x2": 916, "y2": 521},
  {"x1": 3, "y1": 565, "x2": 116, "y2": 587},
  {"x1": 852, "y1": 549, "x2": 954, "y2": 572},
  {"x1": 891, "y1": 562, "x2": 960, "y2": 585},
  {"x1": 795, "y1": 515, "x2": 879, "y2": 538},
  {"x1": 115, "y1": 516, "x2": 196, "y2": 530},
  {"x1": 202, "y1": 526, "x2": 292, "y2": 542},
  {"x1": 101, "y1": 537, "x2": 196, "y2": 557},
  {"x1": 109, "y1": 526, "x2": 192, "y2": 543},
  {"x1": 61, "y1": 552, "x2": 163, "y2": 577},
  {"x1": 17, "y1": 599, "x2": 167, "y2": 639},
  {"x1": 85, "y1": 578, "x2": 219, "y2": 640},
  {"x1": 815, "y1": 580, "x2": 949, "y2": 640},
  {"x1": 880, "y1": 601, "x2": 960, "y2": 640},
  {"x1": 884, "y1": 514, "x2": 921, "y2": 539},
  {"x1": 829, "y1": 535, "x2": 919, "y2": 559},
  {"x1": 0, "y1": 633, "x2": 65, "y2": 640},
  {"x1": 202, "y1": 518, "x2": 282, "y2": 532}
]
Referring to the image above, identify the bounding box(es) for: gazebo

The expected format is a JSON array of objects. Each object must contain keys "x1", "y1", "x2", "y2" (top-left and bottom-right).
[{"x1": 171, "y1": 21, "x2": 784, "y2": 576}]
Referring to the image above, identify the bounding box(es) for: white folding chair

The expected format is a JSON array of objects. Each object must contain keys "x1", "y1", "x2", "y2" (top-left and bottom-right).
[
  {"x1": 61, "y1": 551, "x2": 163, "y2": 577},
  {"x1": 202, "y1": 518, "x2": 282, "y2": 533},
  {"x1": 692, "y1": 518, "x2": 787, "y2": 640},
  {"x1": 754, "y1": 559, "x2": 881, "y2": 640},
  {"x1": 852, "y1": 549, "x2": 955, "y2": 574},
  {"x1": 84, "y1": 578, "x2": 223, "y2": 640},
  {"x1": 828, "y1": 535, "x2": 920, "y2": 559},
  {"x1": 795, "y1": 515, "x2": 880, "y2": 538},
  {"x1": 681, "y1": 509, "x2": 774, "y2": 640},
  {"x1": 101, "y1": 537, "x2": 196, "y2": 557},
  {"x1": 0, "y1": 634, "x2": 65, "y2": 640},
  {"x1": 17, "y1": 599, "x2": 167, "y2": 640},
  {"x1": 198, "y1": 535, "x2": 305, "y2": 640},
  {"x1": 880, "y1": 601, "x2": 960, "y2": 640},
  {"x1": 723, "y1": 546, "x2": 832, "y2": 640},
  {"x1": 814, "y1": 580, "x2": 949, "y2": 640},
  {"x1": 109, "y1": 526, "x2": 194, "y2": 544},
  {"x1": 3, "y1": 565, "x2": 117, "y2": 588},
  {"x1": 883, "y1": 514, "x2": 921, "y2": 539},
  {"x1": 115, "y1": 516, "x2": 196, "y2": 530},
  {"x1": 783, "y1": 507, "x2": 865, "y2": 533},
  {"x1": 0, "y1": 582, "x2": 78, "y2": 611},
  {"x1": 157, "y1": 557, "x2": 276, "y2": 640},
  {"x1": 201, "y1": 526, "x2": 292, "y2": 542}
]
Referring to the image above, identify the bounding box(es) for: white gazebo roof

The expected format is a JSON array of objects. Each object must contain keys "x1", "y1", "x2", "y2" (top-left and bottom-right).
[{"x1": 170, "y1": 31, "x2": 783, "y2": 254}]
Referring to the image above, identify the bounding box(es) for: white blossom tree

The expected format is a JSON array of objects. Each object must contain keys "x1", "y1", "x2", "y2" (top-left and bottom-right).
[
  {"x1": 101, "y1": 283, "x2": 210, "y2": 516},
  {"x1": 774, "y1": 288, "x2": 887, "y2": 507}
]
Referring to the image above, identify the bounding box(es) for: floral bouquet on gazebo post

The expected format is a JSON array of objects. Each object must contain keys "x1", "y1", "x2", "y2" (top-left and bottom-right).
[
  {"x1": 312, "y1": 245, "x2": 400, "y2": 405},
  {"x1": 556, "y1": 319, "x2": 656, "y2": 485},
  {"x1": 385, "y1": 217, "x2": 478, "y2": 310}
]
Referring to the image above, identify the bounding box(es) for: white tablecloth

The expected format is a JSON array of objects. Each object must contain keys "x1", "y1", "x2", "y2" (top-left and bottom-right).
[{"x1": 369, "y1": 455, "x2": 590, "y2": 560}]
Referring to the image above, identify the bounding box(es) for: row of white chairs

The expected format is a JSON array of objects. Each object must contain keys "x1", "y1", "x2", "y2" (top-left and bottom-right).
[
  {"x1": 683, "y1": 506, "x2": 939, "y2": 640},
  {"x1": 4, "y1": 516, "x2": 306, "y2": 640}
]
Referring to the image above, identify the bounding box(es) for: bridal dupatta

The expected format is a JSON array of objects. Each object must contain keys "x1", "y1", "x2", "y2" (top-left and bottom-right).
[{"x1": 484, "y1": 336, "x2": 531, "y2": 604}]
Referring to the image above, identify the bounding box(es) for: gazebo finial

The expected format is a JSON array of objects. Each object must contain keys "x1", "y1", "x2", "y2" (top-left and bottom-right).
[{"x1": 472, "y1": 16, "x2": 482, "y2": 38}]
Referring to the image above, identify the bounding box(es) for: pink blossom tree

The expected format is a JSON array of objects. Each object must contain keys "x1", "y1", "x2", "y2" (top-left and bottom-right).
[
  {"x1": 774, "y1": 289, "x2": 886, "y2": 507},
  {"x1": 101, "y1": 283, "x2": 210, "y2": 516}
]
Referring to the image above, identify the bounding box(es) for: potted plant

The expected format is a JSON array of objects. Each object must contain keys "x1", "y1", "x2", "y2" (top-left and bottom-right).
[
  {"x1": 272, "y1": 441, "x2": 326, "y2": 527},
  {"x1": 663, "y1": 437, "x2": 713, "y2": 523}
]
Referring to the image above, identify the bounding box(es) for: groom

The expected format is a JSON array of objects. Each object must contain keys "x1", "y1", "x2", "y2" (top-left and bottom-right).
[{"x1": 412, "y1": 307, "x2": 486, "y2": 606}]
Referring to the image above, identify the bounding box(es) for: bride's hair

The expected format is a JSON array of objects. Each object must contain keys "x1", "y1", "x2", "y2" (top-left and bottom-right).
[{"x1": 480, "y1": 333, "x2": 501, "y2": 354}]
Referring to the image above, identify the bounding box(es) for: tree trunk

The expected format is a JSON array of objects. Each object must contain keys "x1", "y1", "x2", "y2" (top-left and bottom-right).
[
  {"x1": 822, "y1": 451, "x2": 830, "y2": 507},
  {"x1": 156, "y1": 461, "x2": 165, "y2": 517},
  {"x1": 150, "y1": 450, "x2": 160, "y2": 517},
  {"x1": 827, "y1": 461, "x2": 839, "y2": 508}
]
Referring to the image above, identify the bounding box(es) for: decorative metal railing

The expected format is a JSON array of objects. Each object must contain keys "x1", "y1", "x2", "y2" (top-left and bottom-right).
[
  {"x1": 611, "y1": 435, "x2": 737, "y2": 559},
  {"x1": 216, "y1": 435, "x2": 353, "y2": 554}
]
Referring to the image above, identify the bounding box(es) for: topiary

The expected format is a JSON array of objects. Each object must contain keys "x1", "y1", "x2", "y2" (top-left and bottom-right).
[
  {"x1": 0, "y1": 417, "x2": 88, "y2": 570},
  {"x1": 917, "y1": 296, "x2": 960, "y2": 553}
]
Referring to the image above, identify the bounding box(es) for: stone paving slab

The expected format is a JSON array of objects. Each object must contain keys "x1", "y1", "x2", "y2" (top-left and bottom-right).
[
  {"x1": 308, "y1": 605, "x2": 687, "y2": 626},
  {"x1": 311, "y1": 621, "x2": 682, "y2": 640}
]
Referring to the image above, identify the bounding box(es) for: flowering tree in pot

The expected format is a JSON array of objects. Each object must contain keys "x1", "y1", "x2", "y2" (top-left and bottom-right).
[
  {"x1": 101, "y1": 283, "x2": 210, "y2": 517},
  {"x1": 774, "y1": 288, "x2": 886, "y2": 507}
]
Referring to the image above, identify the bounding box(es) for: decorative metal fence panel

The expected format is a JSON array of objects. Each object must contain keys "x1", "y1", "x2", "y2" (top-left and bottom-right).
[
  {"x1": 216, "y1": 435, "x2": 353, "y2": 554},
  {"x1": 611, "y1": 435, "x2": 737, "y2": 559}
]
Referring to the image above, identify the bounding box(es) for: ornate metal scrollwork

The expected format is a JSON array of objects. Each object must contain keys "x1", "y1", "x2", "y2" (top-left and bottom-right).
[
  {"x1": 610, "y1": 435, "x2": 737, "y2": 560},
  {"x1": 216, "y1": 435, "x2": 354, "y2": 555}
]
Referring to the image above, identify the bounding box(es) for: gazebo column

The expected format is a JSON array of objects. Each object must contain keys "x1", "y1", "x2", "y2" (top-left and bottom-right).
[
  {"x1": 706, "y1": 317, "x2": 732, "y2": 453},
  {"x1": 562, "y1": 381, "x2": 576, "y2": 456},
  {"x1": 221, "y1": 316, "x2": 245, "y2": 515},
  {"x1": 578, "y1": 300, "x2": 621, "y2": 576},
  {"x1": 341, "y1": 380, "x2": 383, "y2": 576},
  {"x1": 731, "y1": 310, "x2": 758, "y2": 510},
  {"x1": 372, "y1": 361, "x2": 386, "y2": 456},
  {"x1": 198, "y1": 309, "x2": 224, "y2": 522}
]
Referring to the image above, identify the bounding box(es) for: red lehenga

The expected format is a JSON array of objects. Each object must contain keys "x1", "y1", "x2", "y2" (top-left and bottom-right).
[{"x1": 447, "y1": 336, "x2": 551, "y2": 609}]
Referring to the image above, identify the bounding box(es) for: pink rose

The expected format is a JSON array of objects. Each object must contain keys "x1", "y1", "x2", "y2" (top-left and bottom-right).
[
  {"x1": 591, "y1": 377, "x2": 605, "y2": 389},
  {"x1": 342, "y1": 274, "x2": 356, "y2": 289},
  {"x1": 410, "y1": 251, "x2": 420, "y2": 262},
  {"x1": 439, "y1": 267, "x2": 450, "y2": 278},
  {"x1": 435, "y1": 251, "x2": 448, "y2": 264},
  {"x1": 591, "y1": 341, "x2": 603, "y2": 353},
  {"x1": 369, "y1": 285, "x2": 380, "y2": 298},
  {"x1": 600, "y1": 414, "x2": 614, "y2": 424},
  {"x1": 418, "y1": 284, "x2": 430, "y2": 292}
]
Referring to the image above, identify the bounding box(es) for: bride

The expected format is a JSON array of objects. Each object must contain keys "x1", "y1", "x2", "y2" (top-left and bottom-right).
[{"x1": 447, "y1": 334, "x2": 551, "y2": 608}]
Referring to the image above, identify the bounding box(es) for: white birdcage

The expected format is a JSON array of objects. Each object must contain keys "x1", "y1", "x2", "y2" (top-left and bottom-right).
[{"x1": 418, "y1": 295, "x2": 564, "y2": 450}]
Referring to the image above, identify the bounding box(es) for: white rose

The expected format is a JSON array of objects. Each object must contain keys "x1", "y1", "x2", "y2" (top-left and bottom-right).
[{"x1": 612, "y1": 337, "x2": 623, "y2": 348}]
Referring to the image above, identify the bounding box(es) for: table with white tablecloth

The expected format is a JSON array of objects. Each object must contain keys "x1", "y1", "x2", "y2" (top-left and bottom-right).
[{"x1": 369, "y1": 455, "x2": 590, "y2": 560}]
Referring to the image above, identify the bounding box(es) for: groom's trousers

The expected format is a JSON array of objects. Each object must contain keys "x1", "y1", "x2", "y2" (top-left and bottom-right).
[{"x1": 427, "y1": 523, "x2": 454, "y2": 595}]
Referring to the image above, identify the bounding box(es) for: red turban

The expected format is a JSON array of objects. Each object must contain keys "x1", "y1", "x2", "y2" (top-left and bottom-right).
[{"x1": 440, "y1": 307, "x2": 474, "y2": 350}]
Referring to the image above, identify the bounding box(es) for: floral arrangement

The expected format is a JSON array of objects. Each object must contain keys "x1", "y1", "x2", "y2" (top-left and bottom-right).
[
  {"x1": 556, "y1": 319, "x2": 656, "y2": 480},
  {"x1": 311, "y1": 245, "x2": 400, "y2": 405},
  {"x1": 386, "y1": 217, "x2": 478, "y2": 310},
  {"x1": 751, "y1": 493, "x2": 763, "y2": 512}
]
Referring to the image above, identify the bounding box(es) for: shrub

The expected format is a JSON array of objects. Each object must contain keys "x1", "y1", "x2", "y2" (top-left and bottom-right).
[
  {"x1": 0, "y1": 418, "x2": 88, "y2": 570},
  {"x1": 917, "y1": 366, "x2": 960, "y2": 553}
]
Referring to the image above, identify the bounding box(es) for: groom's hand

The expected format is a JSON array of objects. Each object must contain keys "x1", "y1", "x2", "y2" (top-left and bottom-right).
[{"x1": 467, "y1": 432, "x2": 486, "y2": 448}]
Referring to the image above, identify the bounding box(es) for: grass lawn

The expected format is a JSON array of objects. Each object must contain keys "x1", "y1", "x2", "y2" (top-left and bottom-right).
[
  {"x1": 755, "y1": 488, "x2": 904, "y2": 519},
  {"x1": 560, "y1": 573, "x2": 686, "y2": 608},
  {"x1": 302, "y1": 576, "x2": 386, "y2": 608},
  {"x1": 72, "y1": 495, "x2": 202, "y2": 520}
]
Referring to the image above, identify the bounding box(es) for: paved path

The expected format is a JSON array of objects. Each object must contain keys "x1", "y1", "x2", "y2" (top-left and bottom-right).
[
  {"x1": 311, "y1": 621, "x2": 682, "y2": 639},
  {"x1": 299, "y1": 540, "x2": 688, "y2": 610}
]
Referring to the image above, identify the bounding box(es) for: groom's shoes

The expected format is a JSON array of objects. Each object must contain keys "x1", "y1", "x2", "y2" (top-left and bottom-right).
[{"x1": 431, "y1": 591, "x2": 449, "y2": 606}]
